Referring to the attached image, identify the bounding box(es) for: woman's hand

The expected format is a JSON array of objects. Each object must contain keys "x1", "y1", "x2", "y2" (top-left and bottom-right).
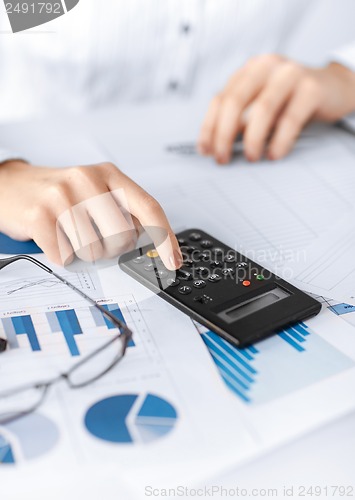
[
  {"x1": 198, "y1": 55, "x2": 355, "y2": 163},
  {"x1": 0, "y1": 161, "x2": 182, "y2": 269}
]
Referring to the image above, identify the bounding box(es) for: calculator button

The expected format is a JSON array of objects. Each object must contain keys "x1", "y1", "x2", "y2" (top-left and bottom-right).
[
  {"x1": 224, "y1": 253, "x2": 237, "y2": 263},
  {"x1": 178, "y1": 238, "x2": 187, "y2": 246},
  {"x1": 198, "y1": 251, "x2": 211, "y2": 262},
  {"x1": 179, "y1": 285, "x2": 192, "y2": 295},
  {"x1": 222, "y1": 267, "x2": 235, "y2": 277},
  {"x1": 256, "y1": 274, "x2": 265, "y2": 281},
  {"x1": 133, "y1": 256, "x2": 145, "y2": 264},
  {"x1": 183, "y1": 258, "x2": 194, "y2": 267},
  {"x1": 189, "y1": 232, "x2": 202, "y2": 241},
  {"x1": 190, "y1": 250, "x2": 202, "y2": 262},
  {"x1": 211, "y1": 260, "x2": 223, "y2": 268},
  {"x1": 194, "y1": 294, "x2": 213, "y2": 304},
  {"x1": 237, "y1": 262, "x2": 248, "y2": 268},
  {"x1": 144, "y1": 263, "x2": 155, "y2": 272},
  {"x1": 177, "y1": 269, "x2": 193, "y2": 281},
  {"x1": 195, "y1": 267, "x2": 210, "y2": 278},
  {"x1": 242, "y1": 280, "x2": 251, "y2": 287},
  {"x1": 212, "y1": 247, "x2": 224, "y2": 256},
  {"x1": 180, "y1": 245, "x2": 197, "y2": 255},
  {"x1": 208, "y1": 273, "x2": 221, "y2": 283},
  {"x1": 200, "y1": 239, "x2": 213, "y2": 249},
  {"x1": 167, "y1": 278, "x2": 180, "y2": 287},
  {"x1": 146, "y1": 249, "x2": 159, "y2": 259},
  {"x1": 155, "y1": 270, "x2": 168, "y2": 279},
  {"x1": 193, "y1": 279, "x2": 206, "y2": 289}
]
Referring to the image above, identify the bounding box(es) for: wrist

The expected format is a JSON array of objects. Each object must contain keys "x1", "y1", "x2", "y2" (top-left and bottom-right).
[
  {"x1": 0, "y1": 159, "x2": 30, "y2": 175},
  {"x1": 325, "y1": 63, "x2": 355, "y2": 113},
  {"x1": 0, "y1": 160, "x2": 31, "y2": 197}
]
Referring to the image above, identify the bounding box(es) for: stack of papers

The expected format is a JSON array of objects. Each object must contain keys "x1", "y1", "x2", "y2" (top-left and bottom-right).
[{"x1": 1, "y1": 101, "x2": 355, "y2": 498}]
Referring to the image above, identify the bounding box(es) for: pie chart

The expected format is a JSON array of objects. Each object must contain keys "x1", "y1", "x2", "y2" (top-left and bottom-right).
[
  {"x1": 84, "y1": 393, "x2": 178, "y2": 444},
  {"x1": 0, "y1": 413, "x2": 59, "y2": 464}
]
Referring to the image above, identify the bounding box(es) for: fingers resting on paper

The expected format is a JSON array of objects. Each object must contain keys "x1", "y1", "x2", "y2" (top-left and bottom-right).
[{"x1": 198, "y1": 55, "x2": 355, "y2": 164}]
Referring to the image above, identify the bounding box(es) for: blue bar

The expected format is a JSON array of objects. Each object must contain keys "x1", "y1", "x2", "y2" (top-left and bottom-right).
[
  {"x1": 12, "y1": 315, "x2": 41, "y2": 351},
  {"x1": 235, "y1": 347, "x2": 253, "y2": 361},
  {"x1": 219, "y1": 369, "x2": 251, "y2": 403},
  {"x1": 328, "y1": 303, "x2": 355, "y2": 316},
  {"x1": 103, "y1": 305, "x2": 134, "y2": 347},
  {"x1": 205, "y1": 330, "x2": 253, "y2": 361},
  {"x1": 89, "y1": 306, "x2": 106, "y2": 328},
  {"x1": 205, "y1": 331, "x2": 257, "y2": 374},
  {"x1": 278, "y1": 331, "x2": 305, "y2": 352},
  {"x1": 202, "y1": 334, "x2": 254, "y2": 384},
  {"x1": 55, "y1": 310, "x2": 82, "y2": 357},
  {"x1": 102, "y1": 304, "x2": 126, "y2": 329},
  {"x1": 0, "y1": 435, "x2": 15, "y2": 464},
  {"x1": 208, "y1": 348, "x2": 251, "y2": 391},
  {"x1": 285, "y1": 327, "x2": 306, "y2": 343},
  {"x1": 46, "y1": 312, "x2": 61, "y2": 333},
  {"x1": 1, "y1": 318, "x2": 19, "y2": 348},
  {"x1": 248, "y1": 345, "x2": 259, "y2": 354},
  {"x1": 292, "y1": 323, "x2": 310, "y2": 337}
]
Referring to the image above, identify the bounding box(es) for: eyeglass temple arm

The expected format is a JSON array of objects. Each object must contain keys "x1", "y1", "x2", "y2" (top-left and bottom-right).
[{"x1": 0, "y1": 255, "x2": 53, "y2": 273}]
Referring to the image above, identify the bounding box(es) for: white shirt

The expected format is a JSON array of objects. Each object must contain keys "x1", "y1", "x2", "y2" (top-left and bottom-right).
[{"x1": 0, "y1": 0, "x2": 354, "y2": 160}]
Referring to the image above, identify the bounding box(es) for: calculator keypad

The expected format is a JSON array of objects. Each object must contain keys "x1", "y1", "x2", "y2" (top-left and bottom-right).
[
  {"x1": 119, "y1": 228, "x2": 321, "y2": 348},
  {"x1": 125, "y1": 230, "x2": 272, "y2": 310}
]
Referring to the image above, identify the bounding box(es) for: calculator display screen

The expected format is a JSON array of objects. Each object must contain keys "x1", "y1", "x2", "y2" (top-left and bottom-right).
[{"x1": 219, "y1": 287, "x2": 290, "y2": 323}]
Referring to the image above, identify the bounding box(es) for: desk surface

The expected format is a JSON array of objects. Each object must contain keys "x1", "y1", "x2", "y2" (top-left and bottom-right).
[{"x1": 1, "y1": 102, "x2": 354, "y2": 498}]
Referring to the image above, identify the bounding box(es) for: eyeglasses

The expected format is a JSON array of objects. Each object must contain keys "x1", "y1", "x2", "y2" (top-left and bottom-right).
[{"x1": 0, "y1": 255, "x2": 133, "y2": 425}]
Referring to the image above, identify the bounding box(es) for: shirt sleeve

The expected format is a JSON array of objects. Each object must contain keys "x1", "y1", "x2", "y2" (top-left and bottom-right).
[
  {"x1": 329, "y1": 41, "x2": 355, "y2": 73},
  {"x1": 0, "y1": 148, "x2": 27, "y2": 165},
  {"x1": 329, "y1": 42, "x2": 355, "y2": 131}
]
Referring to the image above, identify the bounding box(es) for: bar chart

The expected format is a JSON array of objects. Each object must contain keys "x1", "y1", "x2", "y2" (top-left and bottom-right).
[
  {"x1": 196, "y1": 321, "x2": 355, "y2": 404},
  {"x1": 2, "y1": 315, "x2": 41, "y2": 352},
  {"x1": 0, "y1": 297, "x2": 138, "y2": 357},
  {"x1": 46, "y1": 309, "x2": 83, "y2": 357},
  {"x1": 317, "y1": 295, "x2": 355, "y2": 328}
]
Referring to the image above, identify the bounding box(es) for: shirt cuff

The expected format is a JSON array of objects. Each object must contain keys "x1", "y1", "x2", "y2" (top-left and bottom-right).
[
  {"x1": 329, "y1": 42, "x2": 355, "y2": 73},
  {"x1": 0, "y1": 149, "x2": 28, "y2": 165}
]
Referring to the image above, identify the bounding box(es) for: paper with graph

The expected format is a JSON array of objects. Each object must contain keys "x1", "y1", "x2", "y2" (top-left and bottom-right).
[
  {"x1": 0, "y1": 254, "x2": 258, "y2": 486},
  {"x1": 289, "y1": 211, "x2": 355, "y2": 305},
  {"x1": 2, "y1": 104, "x2": 355, "y2": 489}
]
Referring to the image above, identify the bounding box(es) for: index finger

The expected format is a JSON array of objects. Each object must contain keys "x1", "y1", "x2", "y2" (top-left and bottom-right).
[{"x1": 106, "y1": 165, "x2": 182, "y2": 270}]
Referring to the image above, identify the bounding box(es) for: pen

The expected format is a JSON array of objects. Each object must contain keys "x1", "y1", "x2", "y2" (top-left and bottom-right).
[
  {"x1": 166, "y1": 131, "x2": 314, "y2": 157},
  {"x1": 166, "y1": 139, "x2": 244, "y2": 156}
]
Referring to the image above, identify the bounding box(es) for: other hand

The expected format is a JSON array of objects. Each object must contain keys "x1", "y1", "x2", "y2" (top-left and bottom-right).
[{"x1": 198, "y1": 55, "x2": 355, "y2": 163}]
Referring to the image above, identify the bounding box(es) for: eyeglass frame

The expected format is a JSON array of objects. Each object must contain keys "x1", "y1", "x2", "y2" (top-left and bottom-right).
[{"x1": 0, "y1": 254, "x2": 133, "y2": 424}]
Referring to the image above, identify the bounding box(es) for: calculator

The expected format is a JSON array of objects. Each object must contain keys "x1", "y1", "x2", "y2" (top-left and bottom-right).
[{"x1": 119, "y1": 229, "x2": 321, "y2": 347}]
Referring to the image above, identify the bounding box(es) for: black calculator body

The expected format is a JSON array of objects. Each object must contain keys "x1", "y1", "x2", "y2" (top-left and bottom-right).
[{"x1": 119, "y1": 229, "x2": 321, "y2": 347}]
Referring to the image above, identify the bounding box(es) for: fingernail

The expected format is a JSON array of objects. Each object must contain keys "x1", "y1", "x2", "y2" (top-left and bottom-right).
[
  {"x1": 216, "y1": 152, "x2": 228, "y2": 165},
  {"x1": 198, "y1": 142, "x2": 207, "y2": 155},
  {"x1": 170, "y1": 249, "x2": 183, "y2": 269},
  {"x1": 245, "y1": 148, "x2": 258, "y2": 162},
  {"x1": 267, "y1": 149, "x2": 279, "y2": 161}
]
